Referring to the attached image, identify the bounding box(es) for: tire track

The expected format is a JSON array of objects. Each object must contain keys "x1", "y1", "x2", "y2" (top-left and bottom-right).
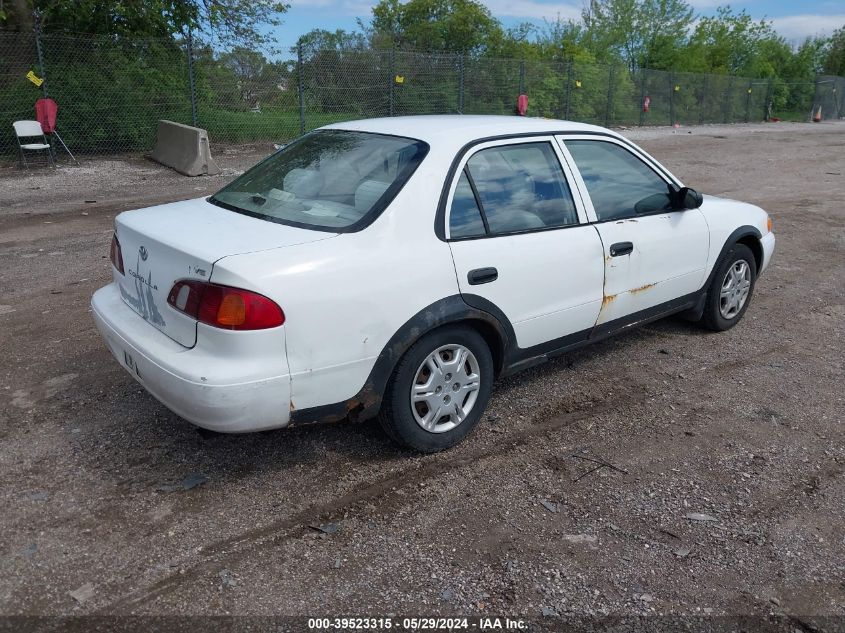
[
  {"x1": 102, "y1": 390, "x2": 649, "y2": 612},
  {"x1": 102, "y1": 341, "x2": 794, "y2": 612}
]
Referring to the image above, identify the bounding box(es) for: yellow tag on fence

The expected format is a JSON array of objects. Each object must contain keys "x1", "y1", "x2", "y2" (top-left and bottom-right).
[
  {"x1": 26, "y1": 70, "x2": 44, "y2": 87},
  {"x1": 394, "y1": 75, "x2": 404, "y2": 84},
  {"x1": 674, "y1": 85, "x2": 680, "y2": 92},
  {"x1": 575, "y1": 80, "x2": 582, "y2": 88}
]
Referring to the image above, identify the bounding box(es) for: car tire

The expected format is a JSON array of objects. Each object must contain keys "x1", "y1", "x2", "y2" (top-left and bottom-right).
[
  {"x1": 700, "y1": 242, "x2": 757, "y2": 332},
  {"x1": 378, "y1": 325, "x2": 494, "y2": 453}
]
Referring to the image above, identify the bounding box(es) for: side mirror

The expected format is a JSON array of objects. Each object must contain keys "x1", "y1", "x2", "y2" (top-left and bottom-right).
[
  {"x1": 680, "y1": 187, "x2": 703, "y2": 209},
  {"x1": 668, "y1": 185, "x2": 703, "y2": 210}
]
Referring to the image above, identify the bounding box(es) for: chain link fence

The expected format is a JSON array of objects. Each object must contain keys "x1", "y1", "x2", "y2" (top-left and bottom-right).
[{"x1": 2, "y1": 29, "x2": 843, "y2": 161}]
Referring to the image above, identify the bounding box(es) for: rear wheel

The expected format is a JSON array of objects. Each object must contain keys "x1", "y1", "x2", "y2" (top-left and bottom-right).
[
  {"x1": 378, "y1": 325, "x2": 494, "y2": 453},
  {"x1": 700, "y1": 242, "x2": 757, "y2": 331}
]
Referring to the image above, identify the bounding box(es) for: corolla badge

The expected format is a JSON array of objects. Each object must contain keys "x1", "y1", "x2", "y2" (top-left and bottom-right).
[{"x1": 139, "y1": 245, "x2": 148, "y2": 261}]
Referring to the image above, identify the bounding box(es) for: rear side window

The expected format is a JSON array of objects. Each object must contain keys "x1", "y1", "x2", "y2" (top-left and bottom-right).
[
  {"x1": 210, "y1": 130, "x2": 428, "y2": 231},
  {"x1": 449, "y1": 172, "x2": 486, "y2": 238},
  {"x1": 565, "y1": 140, "x2": 671, "y2": 221},
  {"x1": 448, "y1": 141, "x2": 578, "y2": 238}
]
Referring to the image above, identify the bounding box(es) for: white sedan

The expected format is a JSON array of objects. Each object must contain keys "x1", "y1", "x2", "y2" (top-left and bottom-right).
[{"x1": 92, "y1": 115, "x2": 775, "y2": 452}]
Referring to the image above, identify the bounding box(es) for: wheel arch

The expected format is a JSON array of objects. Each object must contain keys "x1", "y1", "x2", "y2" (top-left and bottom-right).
[
  {"x1": 288, "y1": 295, "x2": 510, "y2": 425},
  {"x1": 708, "y1": 225, "x2": 762, "y2": 285},
  {"x1": 736, "y1": 233, "x2": 763, "y2": 272}
]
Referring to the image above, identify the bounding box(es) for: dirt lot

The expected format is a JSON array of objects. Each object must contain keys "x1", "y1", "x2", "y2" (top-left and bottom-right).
[{"x1": 1, "y1": 122, "x2": 843, "y2": 630}]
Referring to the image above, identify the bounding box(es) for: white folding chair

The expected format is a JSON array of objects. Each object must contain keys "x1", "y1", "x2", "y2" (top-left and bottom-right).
[{"x1": 13, "y1": 120, "x2": 54, "y2": 169}]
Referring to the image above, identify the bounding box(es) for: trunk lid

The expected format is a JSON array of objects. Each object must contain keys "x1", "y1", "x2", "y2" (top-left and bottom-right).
[{"x1": 114, "y1": 197, "x2": 336, "y2": 347}]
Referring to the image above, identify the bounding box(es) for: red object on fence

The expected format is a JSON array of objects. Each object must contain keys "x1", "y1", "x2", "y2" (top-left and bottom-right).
[
  {"x1": 517, "y1": 94, "x2": 528, "y2": 116},
  {"x1": 643, "y1": 95, "x2": 651, "y2": 113},
  {"x1": 35, "y1": 98, "x2": 58, "y2": 134}
]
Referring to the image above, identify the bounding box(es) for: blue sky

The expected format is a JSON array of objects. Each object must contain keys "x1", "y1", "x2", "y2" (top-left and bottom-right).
[{"x1": 269, "y1": 0, "x2": 845, "y2": 50}]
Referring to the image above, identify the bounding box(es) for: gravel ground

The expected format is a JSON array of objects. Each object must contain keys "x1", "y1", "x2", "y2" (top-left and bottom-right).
[{"x1": 0, "y1": 121, "x2": 843, "y2": 631}]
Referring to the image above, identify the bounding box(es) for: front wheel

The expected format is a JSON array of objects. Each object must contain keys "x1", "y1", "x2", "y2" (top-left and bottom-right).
[
  {"x1": 378, "y1": 325, "x2": 494, "y2": 453},
  {"x1": 700, "y1": 242, "x2": 757, "y2": 331}
]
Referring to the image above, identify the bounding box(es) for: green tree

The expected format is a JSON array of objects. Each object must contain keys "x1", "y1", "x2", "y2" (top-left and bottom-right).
[
  {"x1": 368, "y1": 0, "x2": 503, "y2": 55},
  {"x1": 2, "y1": 0, "x2": 287, "y2": 48},
  {"x1": 683, "y1": 7, "x2": 780, "y2": 76},
  {"x1": 822, "y1": 26, "x2": 845, "y2": 75},
  {"x1": 582, "y1": 0, "x2": 694, "y2": 70}
]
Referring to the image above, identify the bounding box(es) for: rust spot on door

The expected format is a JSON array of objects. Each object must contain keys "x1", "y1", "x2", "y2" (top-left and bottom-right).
[{"x1": 630, "y1": 283, "x2": 655, "y2": 294}]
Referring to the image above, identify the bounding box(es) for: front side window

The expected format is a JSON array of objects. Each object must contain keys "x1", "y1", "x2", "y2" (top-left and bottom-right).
[
  {"x1": 448, "y1": 141, "x2": 578, "y2": 238},
  {"x1": 564, "y1": 140, "x2": 672, "y2": 221},
  {"x1": 210, "y1": 130, "x2": 428, "y2": 230}
]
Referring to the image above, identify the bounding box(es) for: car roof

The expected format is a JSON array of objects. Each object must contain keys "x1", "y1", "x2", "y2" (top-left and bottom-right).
[{"x1": 321, "y1": 115, "x2": 620, "y2": 147}]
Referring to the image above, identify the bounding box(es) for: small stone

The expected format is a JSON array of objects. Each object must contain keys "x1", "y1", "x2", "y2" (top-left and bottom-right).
[
  {"x1": 562, "y1": 534, "x2": 597, "y2": 544},
  {"x1": 540, "y1": 499, "x2": 558, "y2": 513},
  {"x1": 218, "y1": 569, "x2": 238, "y2": 588},
  {"x1": 68, "y1": 583, "x2": 95, "y2": 604},
  {"x1": 684, "y1": 512, "x2": 718, "y2": 522}
]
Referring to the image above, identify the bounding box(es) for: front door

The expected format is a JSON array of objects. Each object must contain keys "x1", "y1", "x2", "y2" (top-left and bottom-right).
[
  {"x1": 558, "y1": 136, "x2": 710, "y2": 327},
  {"x1": 445, "y1": 138, "x2": 605, "y2": 351}
]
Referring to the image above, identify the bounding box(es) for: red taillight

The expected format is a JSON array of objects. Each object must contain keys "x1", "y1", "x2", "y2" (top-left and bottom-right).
[
  {"x1": 167, "y1": 280, "x2": 284, "y2": 330},
  {"x1": 109, "y1": 234, "x2": 124, "y2": 274}
]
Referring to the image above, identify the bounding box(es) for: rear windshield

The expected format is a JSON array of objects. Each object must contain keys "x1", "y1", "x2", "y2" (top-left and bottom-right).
[{"x1": 209, "y1": 130, "x2": 429, "y2": 231}]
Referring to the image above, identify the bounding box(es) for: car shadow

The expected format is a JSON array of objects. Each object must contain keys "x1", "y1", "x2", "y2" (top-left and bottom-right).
[{"x1": 71, "y1": 314, "x2": 712, "y2": 488}]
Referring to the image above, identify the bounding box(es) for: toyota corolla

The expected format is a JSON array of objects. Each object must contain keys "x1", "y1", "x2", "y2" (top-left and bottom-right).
[{"x1": 91, "y1": 115, "x2": 775, "y2": 452}]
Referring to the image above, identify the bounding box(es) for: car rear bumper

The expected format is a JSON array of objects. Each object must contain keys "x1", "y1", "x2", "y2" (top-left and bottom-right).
[
  {"x1": 91, "y1": 283, "x2": 291, "y2": 432},
  {"x1": 760, "y1": 231, "x2": 775, "y2": 276}
]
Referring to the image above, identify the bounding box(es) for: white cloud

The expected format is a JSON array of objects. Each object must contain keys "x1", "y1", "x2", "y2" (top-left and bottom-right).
[
  {"x1": 291, "y1": 0, "x2": 582, "y2": 21},
  {"x1": 770, "y1": 14, "x2": 845, "y2": 39},
  {"x1": 685, "y1": 0, "x2": 724, "y2": 8},
  {"x1": 480, "y1": 0, "x2": 582, "y2": 21},
  {"x1": 290, "y1": 0, "x2": 376, "y2": 16}
]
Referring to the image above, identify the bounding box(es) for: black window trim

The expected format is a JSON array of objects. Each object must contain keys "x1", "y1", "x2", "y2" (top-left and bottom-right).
[
  {"x1": 443, "y1": 137, "x2": 583, "y2": 242},
  {"x1": 435, "y1": 130, "x2": 683, "y2": 242},
  {"x1": 208, "y1": 129, "x2": 430, "y2": 234},
  {"x1": 461, "y1": 167, "x2": 490, "y2": 236}
]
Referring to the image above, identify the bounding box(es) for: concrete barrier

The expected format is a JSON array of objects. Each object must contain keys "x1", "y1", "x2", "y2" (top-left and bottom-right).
[{"x1": 150, "y1": 120, "x2": 221, "y2": 177}]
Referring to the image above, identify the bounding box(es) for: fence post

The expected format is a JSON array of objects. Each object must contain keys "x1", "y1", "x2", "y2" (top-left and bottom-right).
[
  {"x1": 564, "y1": 60, "x2": 573, "y2": 120},
  {"x1": 186, "y1": 27, "x2": 198, "y2": 127},
  {"x1": 764, "y1": 78, "x2": 773, "y2": 121},
  {"x1": 700, "y1": 75, "x2": 708, "y2": 125},
  {"x1": 638, "y1": 70, "x2": 646, "y2": 127},
  {"x1": 723, "y1": 78, "x2": 733, "y2": 123},
  {"x1": 811, "y1": 75, "x2": 821, "y2": 121},
  {"x1": 458, "y1": 54, "x2": 465, "y2": 114},
  {"x1": 519, "y1": 60, "x2": 526, "y2": 95},
  {"x1": 605, "y1": 65, "x2": 614, "y2": 127},
  {"x1": 33, "y1": 10, "x2": 48, "y2": 99},
  {"x1": 389, "y1": 47, "x2": 395, "y2": 117},
  {"x1": 669, "y1": 72, "x2": 676, "y2": 126},
  {"x1": 297, "y1": 43, "x2": 305, "y2": 134},
  {"x1": 744, "y1": 80, "x2": 752, "y2": 122}
]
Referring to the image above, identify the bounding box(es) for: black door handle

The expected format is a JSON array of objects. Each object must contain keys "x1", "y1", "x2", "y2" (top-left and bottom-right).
[
  {"x1": 609, "y1": 241, "x2": 634, "y2": 257},
  {"x1": 467, "y1": 267, "x2": 498, "y2": 285}
]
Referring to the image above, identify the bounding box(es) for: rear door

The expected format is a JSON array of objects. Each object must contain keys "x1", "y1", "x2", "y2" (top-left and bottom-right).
[
  {"x1": 446, "y1": 137, "x2": 604, "y2": 351},
  {"x1": 557, "y1": 136, "x2": 709, "y2": 327}
]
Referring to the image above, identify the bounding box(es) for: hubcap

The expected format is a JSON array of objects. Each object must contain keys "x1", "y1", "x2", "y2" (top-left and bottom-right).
[
  {"x1": 410, "y1": 344, "x2": 481, "y2": 433},
  {"x1": 719, "y1": 259, "x2": 751, "y2": 319}
]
